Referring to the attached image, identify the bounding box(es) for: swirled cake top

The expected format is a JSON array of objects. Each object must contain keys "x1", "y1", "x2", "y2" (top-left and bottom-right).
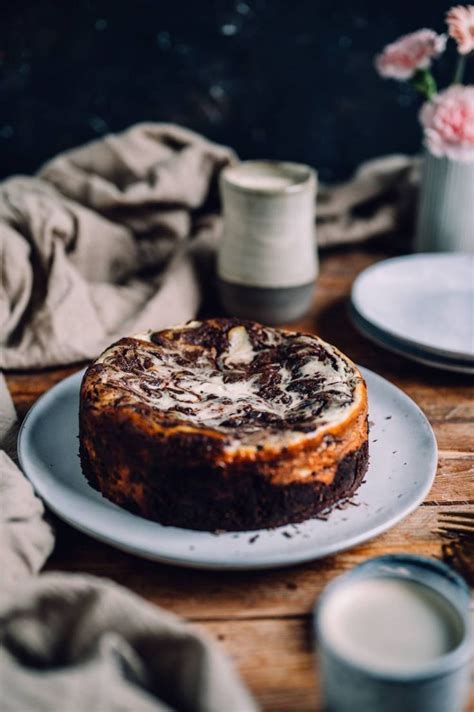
[{"x1": 93, "y1": 319, "x2": 362, "y2": 449}]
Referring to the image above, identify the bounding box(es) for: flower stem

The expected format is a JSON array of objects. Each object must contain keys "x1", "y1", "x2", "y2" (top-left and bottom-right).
[
  {"x1": 412, "y1": 69, "x2": 437, "y2": 100},
  {"x1": 453, "y1": 54, "x2": 467, "y2": 84}
]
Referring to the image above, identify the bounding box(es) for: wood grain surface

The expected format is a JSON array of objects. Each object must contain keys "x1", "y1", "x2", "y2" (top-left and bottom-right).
[{"x1": 6, "y1": 243, "x2": 474, "y2": 711}]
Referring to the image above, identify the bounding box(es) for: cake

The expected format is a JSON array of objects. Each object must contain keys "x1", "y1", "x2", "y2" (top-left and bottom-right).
[{"x1": 79, "y1": 318, "x2": 369, "y2": 531}]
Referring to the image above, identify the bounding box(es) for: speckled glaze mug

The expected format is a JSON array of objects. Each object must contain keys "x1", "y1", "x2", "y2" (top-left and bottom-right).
[{"x1": 217, "y1": 160, "x2": 318, "y2": 324}]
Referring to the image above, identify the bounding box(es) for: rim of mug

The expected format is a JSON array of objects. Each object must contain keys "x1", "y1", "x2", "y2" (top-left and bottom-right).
[
  {"x1": 313, "y1": 553, "x2": 472, "y2": 683},
  {"x1": 221, "y1": 160, "x2": 317, "y2": 195}
]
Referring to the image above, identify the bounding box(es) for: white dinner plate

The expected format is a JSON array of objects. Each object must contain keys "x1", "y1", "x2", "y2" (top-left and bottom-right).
[
  {"x1": 18, "y1": 368, "x2": 437, "y2": 570},
  {"x1": 351, "y1": 253, "x2": 474, "y2": 362},
  {"x1": 350, "y1": 305, "x2": 474, "y2": 375}
]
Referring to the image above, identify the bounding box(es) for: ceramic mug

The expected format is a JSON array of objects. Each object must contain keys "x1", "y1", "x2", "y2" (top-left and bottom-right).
[
  {"x1": 314, "y1": 554, "x2": 472, "y2": 712},
  {"x1": 217, "y1": 160, "x2": 318, "y2": 324}
]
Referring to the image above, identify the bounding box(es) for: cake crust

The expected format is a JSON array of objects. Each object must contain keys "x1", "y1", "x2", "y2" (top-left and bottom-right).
[{"x1": 79, "y1": 318, "x2": 369, "y2": 531}]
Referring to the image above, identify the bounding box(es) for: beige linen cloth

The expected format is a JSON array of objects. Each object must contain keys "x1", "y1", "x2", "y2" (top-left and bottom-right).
[
  {"x1": 316, "y1": 154, "x2": 419, "y2": 247},
  {"x1": 0, "y1": 373, "x2": 257, "y2": 712},
  {"x1": 0, "y1": 122, "x2": 419, "y2": 370},
  {"x1": 0, "y1": 124, "x2": 236, "y2": 370}
]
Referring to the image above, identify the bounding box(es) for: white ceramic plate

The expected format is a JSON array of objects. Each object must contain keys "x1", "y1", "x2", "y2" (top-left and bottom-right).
[
  {"x1": 350, "y1": 305, "x2": 474, "y2": 375},
  {"x1": 351, "y1": 254, "x2": 474, "y2": 361},
  {"x1": 18, "y1": 368, "x2": 437, "y2": 570}
]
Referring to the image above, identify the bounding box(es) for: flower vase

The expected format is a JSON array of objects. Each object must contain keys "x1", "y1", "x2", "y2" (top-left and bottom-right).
[{"x1": 415, "y1": 150, "x2": 474, "y2": 252}]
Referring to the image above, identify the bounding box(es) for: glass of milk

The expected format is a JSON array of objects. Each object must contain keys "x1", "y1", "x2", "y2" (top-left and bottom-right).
[
  {"x1": 314, "y1": 554, "x2": 472, "y2": 712},
  {"x1": 218, "y1": 160, "x2": 318, "y2": 324}
]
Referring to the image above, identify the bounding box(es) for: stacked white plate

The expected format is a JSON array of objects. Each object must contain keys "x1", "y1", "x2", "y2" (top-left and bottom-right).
[{"x1": 350, "y1": 253, "x2": 474, "y2": 375}]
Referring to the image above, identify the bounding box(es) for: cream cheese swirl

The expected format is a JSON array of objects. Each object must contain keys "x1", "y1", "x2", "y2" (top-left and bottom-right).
[{"x1": 94, "y1": 320, "x2": 362, "y2": 448}]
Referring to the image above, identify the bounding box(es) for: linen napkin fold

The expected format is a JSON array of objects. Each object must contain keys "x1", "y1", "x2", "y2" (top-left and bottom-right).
[
  {"x1": 316, "y1": 154, "x2": 419, "y2": 247},
  {"x1": 0, "y1": 574, "x2": 257, "y2": 712},
  {"x1": 0, "y1": 374, "x2": 257, "y2": 711},
  {"x1": 0, "y1": 374, "x2": 55, "y2": 585},
  {"x1": 0, "y1": 123, "x2": 235, "y2": 370}
]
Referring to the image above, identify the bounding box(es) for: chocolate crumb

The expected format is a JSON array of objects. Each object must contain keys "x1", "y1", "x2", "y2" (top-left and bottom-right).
[
  {"x1": 385, "y1": 415, "x2": 392, "y2": 420},
  {"x1": 248, "y1": 534, "x2": 260, "y2": 544},
  {"x1": 282, "y1": 531, "x2": 293, "y2": 539}
]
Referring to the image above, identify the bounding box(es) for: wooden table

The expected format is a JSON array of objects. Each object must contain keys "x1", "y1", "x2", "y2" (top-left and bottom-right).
[{"x1": 6, "y1": 243, "x2": 473, "y2": 711}]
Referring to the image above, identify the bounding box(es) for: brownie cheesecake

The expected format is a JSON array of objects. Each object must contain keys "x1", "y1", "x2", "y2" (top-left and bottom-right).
[{"x1": 79, "y1": 319, "x2": 369, "y2": 531}]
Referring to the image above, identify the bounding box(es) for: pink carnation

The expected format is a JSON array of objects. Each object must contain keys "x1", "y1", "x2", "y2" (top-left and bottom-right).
[
  {"x1": 446, "y1": 5, "x2": 474, "y2": 54},
  {"x1": 375, "y1": 29, "x2": 446, "y2": 80},
  {"x1": 420, "y1": 85, "x2": 474, "y2": 161}
]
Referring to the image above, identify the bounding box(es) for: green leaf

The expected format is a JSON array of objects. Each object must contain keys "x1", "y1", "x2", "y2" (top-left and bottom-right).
[{"x1": 412, "y1": 69, "x2": 437, "y2": 100}]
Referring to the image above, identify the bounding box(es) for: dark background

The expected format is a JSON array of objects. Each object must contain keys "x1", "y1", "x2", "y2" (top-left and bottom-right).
[{"x1": 2, "y1": 0, "x2": 471, "y2": 182}]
